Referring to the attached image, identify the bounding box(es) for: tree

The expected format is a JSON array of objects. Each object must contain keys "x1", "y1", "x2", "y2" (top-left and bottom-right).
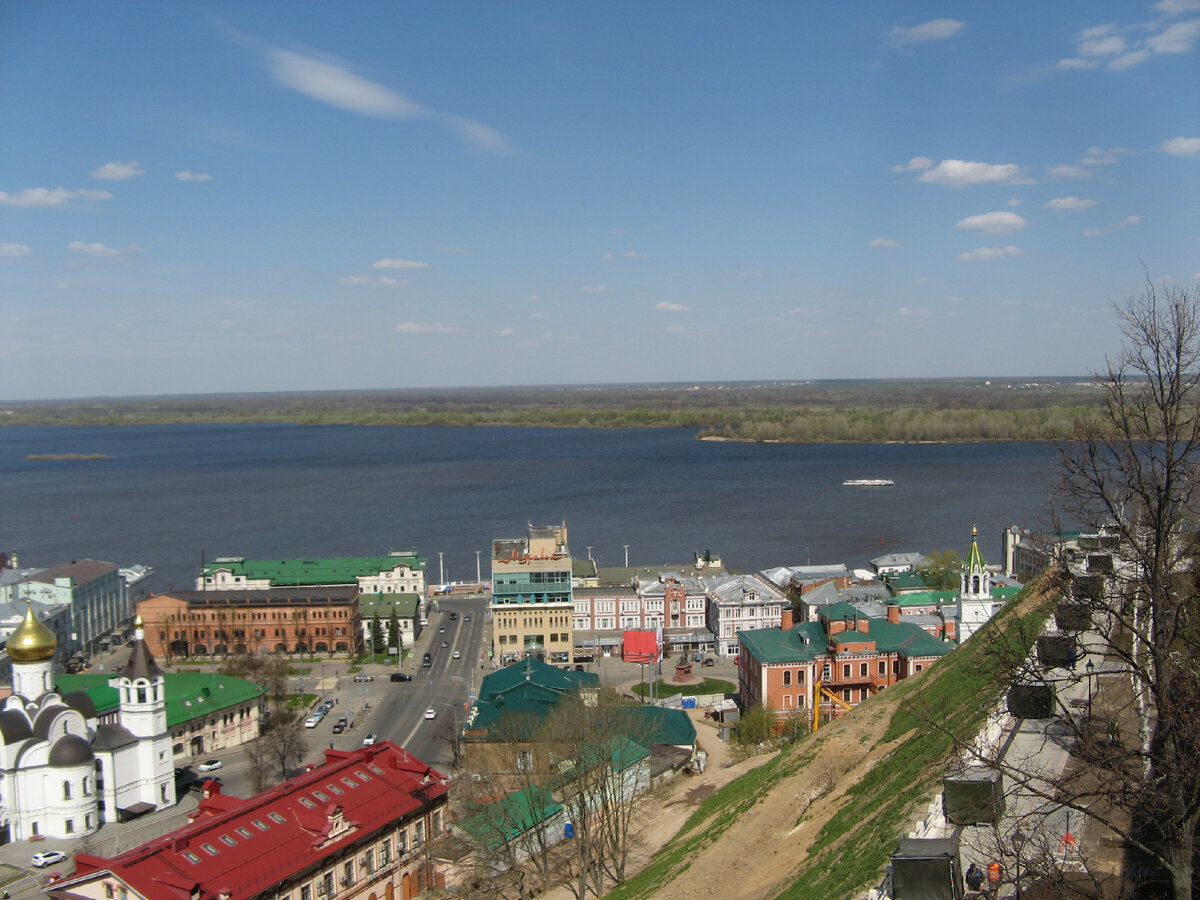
[
  {"x1": 918, "y1": 549, "x2": 961, "y2": 590},
  {"x1": 953, "y1": 282, "x2": 1200, "y2": 900},
  {"x1": 257, "y1": 710, "x2": 309, "y2": 779},
  {"x1": 388, "y1": 611, "x2": 401, "y2": 657}
]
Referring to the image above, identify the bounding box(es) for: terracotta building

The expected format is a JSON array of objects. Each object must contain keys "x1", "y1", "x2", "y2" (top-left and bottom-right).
[
  {"x1": 137, "y1": 588, "x2": 360, "y2": 661},
  {"x1": 53, "y1": 742, "x2": 450, "y2": 900}
]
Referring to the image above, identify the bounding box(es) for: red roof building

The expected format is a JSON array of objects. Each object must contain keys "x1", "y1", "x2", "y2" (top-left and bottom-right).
[{"x1": 51, "y1": 743, "x2": 450, "y2": 900}]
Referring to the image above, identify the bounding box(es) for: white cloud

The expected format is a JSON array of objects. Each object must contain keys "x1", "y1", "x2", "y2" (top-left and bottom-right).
[
  {"x1": 623, "y1": 250, "x2": 649, "y2": 259},
  {"x1": 1057, "y1": 58, "x2": 1098, "y2": 70},
  {"x1": 0, "y1": 188, "x2": 112, "y2": 208},
  {"x1": 526, "y1": 295, "x2": 541, "y2": 303},
  {"x1": 947, "y1": 296, "x2": 963, "y2": 303},
  {"x1": 1081, "y1": 146, "x2": 1130, "y2": 166},
  {"x1": 955, "y1": 211, "x2": 1028, "y2": 234},
  {"x1": 1006, "y1": 198, "x2": 1022, "y2": 207},
  {"x1": 1112, "y1": 215, "x2": 1141, "y2": 228},
  {"x1": 372, "y1": 258, "x2": 429, "y2": 269},
  {"x1": 1156, "y1": 0, "x2": 1200, "y2": 13},
  {"x1": 1108, "y1": 50, "x2": 1151, "y2": 70},
  {"x1": 1161, "y1": 136, "x2": 1200, "y2": 155},
  {"x1": 889, "y1": 19, "x2": 965, "y2": 47},
  {"x1": 90, "y1": 161, "x2": 144, "y2": 180},
  {"x1": 957, "y1": 245, "x2": 1024, "y2": 262},
  {"x1": 580, "y1": 285, "x2": 615, "y2": 293},
  {"x1": 656, "y1": 301, "x2": 690, "y2": 312},
  {"x1": 394, "y1": 321, "x2": 460, "y2": 334},
  {"x1": 1046, "y1": 196, "x2": 1097, "y2": 210},
  {"x1": 892, "y1": 156, "x2": 934, "y2": 172},
  {"x1": 917, "y1": 159, "x2": 1028, "y2": 187},
  {"x1": 495, "y1": 327, "x2": 516, "y2": 337},
  {"x1": 897, "y1": 306, "x2": 928, "y2": 316},
  {"x1": 1083, "y1": 227, "x2": 1106, "y2": 236},
  {"x1": 0, "y1": 243, "x2": 31, "y2": 257},
  {"x1": 1079, "y1": 34, "x2": 1127, "y2": 56},
  {"x1": 68, "y1": 241, "x2": 119, "y2": 257},
  {"x1": 262, "y1": 43, "x2": 512, "y2": 154},
  {"x1": 869, "y1": 237, "x2": 901, "y2": 247},
  {"x1": 1047, "y1": 164, "x2": 1091, "y2": 179},
  {"x1": 175, "y1": 170, "x2": 213, "y2": 182},
  {"x1": 1147, "y1": 17, "x2": 1200, "y2": 53},
  {"x1": 339, "y1": 275, "x2": 402, "y2": 286}
]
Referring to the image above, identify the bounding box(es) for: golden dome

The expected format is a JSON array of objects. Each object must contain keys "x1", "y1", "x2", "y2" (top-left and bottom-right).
[{"x1": 8, "y1": 600, "x2": 58, "y2": 662}]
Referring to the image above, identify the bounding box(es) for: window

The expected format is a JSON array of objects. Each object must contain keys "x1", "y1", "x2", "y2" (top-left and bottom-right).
[
  {"x1": 236, "y1": 827, "x2": 253, "y2": 839},
  {"x1": 842, "y1": 663, "x2": 851, "y2": 679},
  {"x1": 270, "y1": 812, "x2": 286, "y2": 823},
  {"x1": 66, "y1": 819, "x2": 75, "y2": 834},
  {"x1": 63, "y1": 780, "x2": 72, "y2": 800},
  {"x1": 783, "y1": 670, "x2": 791, "y2": 686},
  {"x1": 821, "y1": 663, "x2": 831, "y2": 681},
  {"x1": 398, "y1": 829, "x2": 408, "y2": 854},
  {"x1": 202, "y1": 843, "x2": 219, "y2": 856},
  {"x1": 415, "y1": 821, "x2": 425, "y2": 845},
  {"x1": 878, "y1": 660, "x2": 887, "y2": 676},
  {"x1": 105, "y1": 885, "x2": 114, "y2": 899},
  {"x1": 220, "y1": 835, "x2": 237, "y2": 847},
  {"x1": 323, "y1": 872, "x2": 334, "y2": 898},
  {"x1": 343, "y1": 861, "x2": 354, "y2": 885},
  {"x1": 364, "y1": 848, "x2": 375, "y2": 874},
  {"x1": 301, "y1": 885, "x2": 312, "y2": 900},
  {"x1": 516, "y1": 749, "x2": 533, "y2": 771},
  {"x1": 860, "y1": 662, "x2": 868, "y2": 677},
  {"x1": 915, "y1": 663, "x2": 923, "y2": 672},
  {"x1": 433, "y1": 810, "x2": 442, "y2": 833},
  {"x1": 380, "y1": 839, "x2": 391, "y2": 865}
]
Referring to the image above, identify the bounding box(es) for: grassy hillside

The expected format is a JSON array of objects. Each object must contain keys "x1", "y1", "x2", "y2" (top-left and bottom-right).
[{"x1": 609, "y1": 582, "x2": 1054, "y2": 900}]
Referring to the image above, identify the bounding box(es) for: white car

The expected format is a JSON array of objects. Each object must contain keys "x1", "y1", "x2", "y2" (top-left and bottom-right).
[
  {"x1": 31, "y1": 851, "x2": 67, "y2": 868},
  {"x1": 196, "y1": 759, "x2": 223, "y2": 773},
  {"x1": 452, "y1": 650, "x2": 461, "y2": 659},
  {"x1": 304, "y1": 716, "x2": 320, "y2": 728},
  {"x1": 362, "y1": 733, "x2": 378, "y2": 746},
  {"x1": 424, "y1": 708, "x2": 436, "y2": 720}
]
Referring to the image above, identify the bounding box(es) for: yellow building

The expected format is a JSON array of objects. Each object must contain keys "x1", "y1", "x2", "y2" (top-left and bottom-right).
[{"x1": 490, "y1": 523, "x2": 574, "y2": 667}]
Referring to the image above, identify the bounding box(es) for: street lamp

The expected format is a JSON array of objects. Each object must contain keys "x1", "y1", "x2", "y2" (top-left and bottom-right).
[
  {"x1": 1011, "y1": 827, "x2": 1026, "y2": 900},
  {"x1": 1086, "y1": 658, "x2": 1095, "y2": 718}
]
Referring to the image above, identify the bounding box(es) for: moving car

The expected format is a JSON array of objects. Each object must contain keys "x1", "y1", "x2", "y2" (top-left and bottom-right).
[
  {"x1": 197, "y1": 759, "x2": 223, "y2": 773},
  {"x1": 452, "y1": 650, "x2": 461, "y2": 659},
  {"x1": 439, "y1": 626, "x2": 446, "y2": 633},
  {"x1": 464, "y1": 615, "x2": 471, "y2": 622},
  {"x1": 353, "y1": 673, "x2": 373, "y2": 682},
  {"x1": 441, "y1": 640, "x2": 449, "y2": 648},
  {"x1": 424, "y1": 708, "x2": 436, "y2": 720},
  {"x1": 32, "y1": 851, "x2": 67, "y2": 868},
  {"x1": 448, "y1": 612, "x2": 458, "y2": 620},
  {"x1": 362, "y1": 733, "x2": 378, "y2": 746},
  {"x1": 422, "y1": 652, "x2": 432, "y2": 668},
  {"x1": 390, "y1": 672, "x2": 412, "y2": 682}
]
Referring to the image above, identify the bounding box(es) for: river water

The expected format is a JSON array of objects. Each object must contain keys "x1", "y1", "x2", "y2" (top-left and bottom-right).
[{"x1": 0, "y1": 425, "x2": 1058, "y2": 592}]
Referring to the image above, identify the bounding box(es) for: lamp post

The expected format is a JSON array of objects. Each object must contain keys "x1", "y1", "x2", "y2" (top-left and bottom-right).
[
  {"x1": 1086, "y1": 658, "x2": 1095, "y2": 718},
  {"x1": 1011, "y1": 827, "x2": 1026, "y2": 900}
]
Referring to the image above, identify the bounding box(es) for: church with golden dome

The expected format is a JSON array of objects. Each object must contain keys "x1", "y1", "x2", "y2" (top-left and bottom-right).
[{"x1": 0, "y1": 604, "x2": 175, "y2": 843}]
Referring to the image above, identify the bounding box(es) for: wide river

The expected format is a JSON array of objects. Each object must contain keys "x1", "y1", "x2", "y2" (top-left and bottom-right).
[{"x1": 1, "y1": 425, "x2": 1057, "y2": 593}]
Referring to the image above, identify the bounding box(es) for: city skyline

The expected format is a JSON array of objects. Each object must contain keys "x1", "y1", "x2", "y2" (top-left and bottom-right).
[{"x1": 2, "y1": 2, "x2": 1198, "y2": 400}]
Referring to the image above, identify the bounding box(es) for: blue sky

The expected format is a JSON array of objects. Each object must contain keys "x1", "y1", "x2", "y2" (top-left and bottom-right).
[{"x1": 2, "y1": 2, "x2": 1198, "y2": 400}]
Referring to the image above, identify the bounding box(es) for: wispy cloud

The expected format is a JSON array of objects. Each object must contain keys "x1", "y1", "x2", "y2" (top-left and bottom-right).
[
  {"x1": 1160, "y1": 136, "x2": 1200, "y2": 155},
  {"x1": 869, "y1": 237, "x2": 901, "y2": 247},
  {"x1": 1058, "y1": 14, "x2": 1200, "y2": 70},
  {"x1": 176, "y1": 170, "x2": 214, "y2": 182},
  {"x1": 1147, "y1": 17, "x2": 1200, "y2": 53},
  {"x1": 656, "y1": 301, "x2": 690, "y2": 312},
  {"x1": 897, "y1": 306, "x2": 928, "y2": 316},
  {"x1": 892, "y1": 156, "x2": 933, "y2": 172},
  {"x1": 1081, "y1": 146, "x2": 1131, "y2": 166},
  {"x1": 916, "y1": 159, "x2": 1031, "y2": 187},
  {"x1": 888, "y1": 19, "x2": 965, "y2": 47},
  {"x1": 1046, "y1": 164, "x2": 1091, "y2": 179},
  {"x1": 957, "y1": 245, "x2": 1024, "y2": 262},
  {"x1": 1112, "y1": 215, "x2": 1141, "y2": 228},
  {"x1": 339, "y1": 275, "x2": 402, "y2": 287},
  {"x1": 90, "y1": 161, "x2": 144, "y2": 180},
  {"x1": 372, "y1": 258, "x2": 429, "y2": 269},
  {"x1": 394, "y1": 321, "x2": 461, "y2": 334},
  {"x1": 955, "y1": 211, "x2": 1028, "y2": 234},
  {"x1": 623, "y1": 250, "x2": 649, "y2": 259},
  {"x1": 1046, "y1": 196, "x2": 1097, "y2": 210},
  {"x1": 68, "y1": 241, "x2": 120, "y2": 257},
  {"x1": 0, "y1": 243, "x2": 31, "y2": 257},
  {"x1": 259, "y1": 42, "x2": 513, "y2": 154},
  {"x1": 0, "y1": 188, "x2": 112, "y2": 208},
  {"x1": 495, "y1": 327, "x2": 516, "y2": 337}
]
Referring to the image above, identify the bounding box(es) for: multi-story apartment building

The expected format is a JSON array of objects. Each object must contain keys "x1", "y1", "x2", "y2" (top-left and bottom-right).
[
  {"x1": 701, "y1": 573, "x2": 788, "y2": 657},
  {"x1": 138, "y1": 588, "x2": 360, "y2": 661},
  {"x1": 197, "y1": 552, "x2": 427, "y2": 595},
  {"x1": 57, "y1": 743, "x2": 450, "y2": 900},
  {"x1": 491, "y1": 523, "x2": 574, "y2": 667},
  {"x1": 18, "y1": 559, "x2": 128, "y2": 656}
]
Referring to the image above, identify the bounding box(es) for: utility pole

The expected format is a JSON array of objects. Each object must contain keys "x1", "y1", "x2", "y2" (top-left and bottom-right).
[
  {"x1": 438, "y1": 552, "x2": 444, "y2": 586},
  {"x1": 587, "y1": 546, "x2": 593, "y2": 562},
  {"x1": 624, "y1": 544, "x2": 629, "y2": 567},
  {"x1": 475, "y1": 550, "x2": 481, "y2": 585}
]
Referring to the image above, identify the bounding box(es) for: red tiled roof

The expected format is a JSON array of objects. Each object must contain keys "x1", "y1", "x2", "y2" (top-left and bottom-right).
[{"x1": 67, "y1": 743, "x2": 446, "y2": 900}]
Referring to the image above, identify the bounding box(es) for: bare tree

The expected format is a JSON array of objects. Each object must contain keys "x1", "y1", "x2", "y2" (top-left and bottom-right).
[{"x1": 257, "y1": 710, "x2": 309, "y2": 779}]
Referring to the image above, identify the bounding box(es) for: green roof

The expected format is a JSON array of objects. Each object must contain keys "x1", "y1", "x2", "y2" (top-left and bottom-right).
[
  {"x1": 886, "y1": 571, "x2": 930, "y2": 593},
  {"x1": 622, "y1": 705, "x2": 697, "y2": 748},
  {"x1": 459, "y1": 785, "x2": 563, "y2": 851},
  {"x1": 827, "y1": 618, "x2": 951, "y2": 657},
  {"x1": 740, "y1": 615, "x2": 951, "y2": 665},
  {"x1": 469, "y1": 658, "x2": 600, "y2": 737},
  {"x1": 57, "y1": 672, "x2": 265, "y2": 728},
  {"x1": 893, "y1": 590, "x2": 959, "y2": 607},
  {"x1": 201, "y1": 554, "x2": 426, "y2": 587},
  {"x1": 358, "y1": 594, "x2": 420, "y2": 617}
]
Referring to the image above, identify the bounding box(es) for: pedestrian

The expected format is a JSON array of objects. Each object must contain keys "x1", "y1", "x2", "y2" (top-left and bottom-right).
[
  {"x1": 965, "y1": 862, "x2": 983, "y2": 893},
  {"x1": 987, "y1": 860, "x2": 1001, "y2": 895}
]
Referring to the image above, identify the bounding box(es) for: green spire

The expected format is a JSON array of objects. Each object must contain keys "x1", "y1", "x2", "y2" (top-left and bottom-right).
[{"x1": 965, "y1": 525, "x2": 987, "y2": 574}]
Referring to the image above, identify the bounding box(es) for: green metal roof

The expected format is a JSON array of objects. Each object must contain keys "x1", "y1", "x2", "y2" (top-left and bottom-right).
[
  {"x1": 459, "y1": 785, "x2": 563, "y2": 851},
  {"x1": 622, "y1": 705, "x2": 697, "y2": 748},
  {"x1": 739, "y1": 622, "x2": 827, "y2": 665},
  {"x1": 893, "y1": 590, "x2": 959, "y2": 607},
  {"x1": 201, "y1": 554, "x2": 426, "y2": 586},
  {"x1": 885, "y1": 571, "x2": 931, "y2": 593},
  {"x1": 965, "y1": 527, "x2": 988, "y2": 574},
  {"x1": 477, "y1": 657, "x2": 598, "y2": 704},
  {"x1": 740, "y1": 615, "x2": 951, "y2": 665},
  {"x1": 56, "y1": 672, "x2": 265, "y2": 728},
  {"x1": 358, "y1": 594, "x2": 420, "y2": 617}
]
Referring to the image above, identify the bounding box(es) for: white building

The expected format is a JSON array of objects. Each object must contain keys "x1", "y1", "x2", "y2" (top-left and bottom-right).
[
  {"x1": 0, "y1": 604, "x2": 174, "y2": 842},
  {"x1": 701, "y1": 574, "x2": 787, "y2": 657},
  {"x1": 956, "y1": 527, "x2": 1003, "y2": 643},
  {"x1": 17, "y1": 560, "x2": 129, "y2": 657}
]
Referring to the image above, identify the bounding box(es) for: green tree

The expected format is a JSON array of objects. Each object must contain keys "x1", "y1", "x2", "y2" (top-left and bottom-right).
[
  {"x1": 918, "y1": 549, "x2": 961, "y2": 590},
  {"x1": 370, "y1": 614, "x2": 385, "y2": 658},
  {"x1": 388, "y1": 610, "x2": 401, "y2": 655}
]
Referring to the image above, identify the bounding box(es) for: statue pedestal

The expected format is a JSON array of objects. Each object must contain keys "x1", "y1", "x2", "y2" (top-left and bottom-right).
[{"x1": 673, "y1": 661, "x2": 694, "y2": 683}]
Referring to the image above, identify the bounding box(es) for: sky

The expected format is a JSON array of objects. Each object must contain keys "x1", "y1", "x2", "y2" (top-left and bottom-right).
[{"x1": 1, "y1": 2, "x2": 1198, "y2": 400}]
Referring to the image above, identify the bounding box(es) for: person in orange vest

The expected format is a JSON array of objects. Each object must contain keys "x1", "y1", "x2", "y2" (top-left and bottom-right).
[{"x1": 987, "y1": 860, "x2": 1002, "y2": 895}]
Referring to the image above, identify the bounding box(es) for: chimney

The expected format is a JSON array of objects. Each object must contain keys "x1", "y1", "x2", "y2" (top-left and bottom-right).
[
  {"x1": 887, "y1": 604, "x2": 901, "y2": 624},
  {"x1": 781, "y1": 608, "x2": 794, "y2": 630}
]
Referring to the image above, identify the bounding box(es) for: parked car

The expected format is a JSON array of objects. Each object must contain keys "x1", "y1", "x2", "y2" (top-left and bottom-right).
[
  {"x1": 196, "y1": 759, "x2": 223, "y2": 773},
  {"x1": 331, "y1": 723, "x2": 345, "y2": 734},
  {"x1": 353, "y1": 673, "x2": 374, "y2": 682},
  {"x1": 31, "y1": 851, "x2": 67, "y2": 868},
  {"x1": 305, "y1": 716, "x2": 320, "y2": 728},
  {"x1": 702, "y1": 657, "x2": 716, "y2": 667},
  {"x1": 424, "y1": 708, "x2": 436, "y2": 720},
  {"x1": 390, "y1": 672, "x2": 413, "y2": 682},
  {"x1": 452, "y1": 650, "x2": 461, "y2": 659},
  {"x1": 362, "y1": 733, "x2": 378, "y2": 746}
]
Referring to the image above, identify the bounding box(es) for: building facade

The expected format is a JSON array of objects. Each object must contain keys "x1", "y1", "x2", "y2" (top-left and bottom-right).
[
  {"x1": 197, "y1": 552, "x2": 427, "y2": 596},
  {"x1": 18, "y1": 560, "x2": 128, "y2": 657},
  {"x1": 701, "y1": 574, "x2": 788, "y2": 657},
  {"x1": 490, "y1": 523, "x2": 574, "y2": 667},
  {"x1": 55, "y1": 743, "x2": 451, "y2": 900},
  {"x1": 138, "y1": 589, "x2": 360, "y2": 661}
]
